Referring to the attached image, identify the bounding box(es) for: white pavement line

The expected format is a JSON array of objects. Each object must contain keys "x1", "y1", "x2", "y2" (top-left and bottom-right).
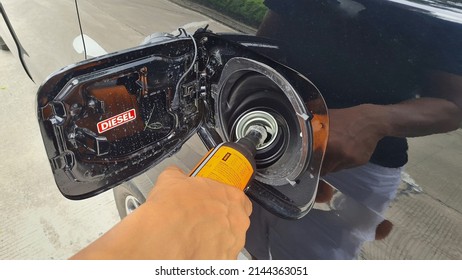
[{"x1": 73, "y1": 34, "x2": 108, "y2": 58}]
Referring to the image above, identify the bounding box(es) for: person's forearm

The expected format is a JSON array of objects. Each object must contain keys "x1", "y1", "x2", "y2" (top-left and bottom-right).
[
  {"x1": 371, "y1": 97, "x2": 462, "y2": 138},
  {"x1": 321, "y1": 98, "x2": 462, "y2": 174},
  {"x1": 70, "y1": 201, "x2": 187, "y2": 260},
  {"x1": 70, "y1": 166, "x2": 252, "y2": 260}
]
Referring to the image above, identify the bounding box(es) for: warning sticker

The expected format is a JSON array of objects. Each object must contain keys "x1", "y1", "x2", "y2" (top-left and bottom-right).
[{"x1": 194, "y1": 146, "x2": 254, "y2": 191}]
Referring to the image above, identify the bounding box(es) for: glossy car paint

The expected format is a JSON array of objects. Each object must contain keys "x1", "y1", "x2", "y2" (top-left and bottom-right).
[{"x1": 0, "y1": 0, "x2": 84, "y2": 82}]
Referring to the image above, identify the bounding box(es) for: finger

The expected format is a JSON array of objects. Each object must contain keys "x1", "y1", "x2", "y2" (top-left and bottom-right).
[
  {"x1": 315, "y1": 180, "x2": 335, "y2": 203},
  {"x1": 226, "y1": 208, "x2": 251, "y2": 258},
  {"x1": 163, "y1": 165, "x2": 187, "y2": 176},
  {"x1": 157, "y1": 165, "x2": 187, "y2": 183},
  {"x1": 320, "y1": 157, "x2": 339, "y2": 175},
  {"x1": 241, "y1": 196, "x2": 252, "y2": 216},
  {"x1": 150, "y1": 166, "x2": 188, "y2": 197},
  {"x1": 219, "y1": 182, "x2": 252, "y2": 216},
  {"x1": 322, "y1": 153, "x2": 353, "y2": 174},
  {"x1": 329, "y1": 160, "x2": 357, "y2": 173},
  {"x1": 199, "y1": 177, "x2": 252, "y2": 217}
]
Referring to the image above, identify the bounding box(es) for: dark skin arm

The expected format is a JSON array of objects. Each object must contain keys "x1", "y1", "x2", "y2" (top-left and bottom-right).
[
  {"x1": 258, "y1": 11, "x2": 462, "y2": 174},
  {"x1": 323, "y1": 98, "x2": 462, "y2": 173}
]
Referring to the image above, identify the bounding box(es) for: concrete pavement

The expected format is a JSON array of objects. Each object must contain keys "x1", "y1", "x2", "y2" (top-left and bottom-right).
[{"x1": 0, "y1": 48, "x2": 120, "y2": 259}]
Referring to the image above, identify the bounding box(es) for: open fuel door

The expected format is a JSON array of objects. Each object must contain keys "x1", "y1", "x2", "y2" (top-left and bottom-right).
[
  {"x1": 37, "y1": 29, "x2": 329, "y2": 219},
  {"x1": 37, "y1": 33, "x2": 204, "y2": 199}
]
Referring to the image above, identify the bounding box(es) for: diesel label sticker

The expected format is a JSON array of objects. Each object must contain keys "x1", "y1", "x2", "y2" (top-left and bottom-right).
[{"x1": 97, "y1": 109, "x2": 136, "y2": 134}]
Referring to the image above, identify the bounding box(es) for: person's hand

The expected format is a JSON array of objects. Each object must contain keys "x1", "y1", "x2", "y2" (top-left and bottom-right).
[
  {"x1": 70, "y1": 165, "x2": 252, "y2": 260},
  {"x1": 321, "y1": 104, "x2": 388, "y2": 175},
  {"x1": 144, "y1": 165, "x2": 253, "y2": 259},
  {"x1": 315, "y1": 180, "x2": 335, "y2": 203}
]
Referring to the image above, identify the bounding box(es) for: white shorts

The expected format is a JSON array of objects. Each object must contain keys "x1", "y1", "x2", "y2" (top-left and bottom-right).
[{"x1": 245, "y1": 162, "x2": 403, "y2": 259}]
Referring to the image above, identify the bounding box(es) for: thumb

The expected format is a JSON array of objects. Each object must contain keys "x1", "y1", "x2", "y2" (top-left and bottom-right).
[{"x1": 160, "y1": 165, "x2": 187, "y2": 178}]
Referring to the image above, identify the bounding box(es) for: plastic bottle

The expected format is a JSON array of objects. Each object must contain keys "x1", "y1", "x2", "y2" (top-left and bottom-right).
[{"x1": 189, "y1": 125, "x2": 267, "y2": 191}]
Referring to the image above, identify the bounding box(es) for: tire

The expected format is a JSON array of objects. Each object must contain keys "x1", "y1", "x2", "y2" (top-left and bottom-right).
[{"x1": 113, "y1": 181, "x2": 146, "y2": 219}]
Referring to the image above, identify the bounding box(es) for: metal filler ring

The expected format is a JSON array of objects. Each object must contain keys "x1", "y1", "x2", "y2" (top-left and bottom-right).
[{"x1": 234, "y1": 110, "x2": 278, "y2": 150}]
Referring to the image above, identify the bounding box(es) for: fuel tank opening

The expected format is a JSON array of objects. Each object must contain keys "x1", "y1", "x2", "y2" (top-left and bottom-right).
[
  {"x1": 215, "y1": 57, "x2": 313, "y2": 187},
  {"x1": 232, "y1": 109, "x2": 287, "y2": 169},
  {"x1": 234, "y1": 110, "x2": 278, "y2": 151}
]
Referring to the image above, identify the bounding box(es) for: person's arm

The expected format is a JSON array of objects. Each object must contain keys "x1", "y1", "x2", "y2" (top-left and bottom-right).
[
  {"x1": 323, "y1": 67, "x2": 462, "y2": 174},
  {"x1": 258, "y1": 10, "x2": 462, "y2": 174},
  {"x1": 70, "y1": 165, "x2": 252, "y2": 260},
  {"x1": 322, "y1": 96, "x2": 462, "y2": 174}
]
